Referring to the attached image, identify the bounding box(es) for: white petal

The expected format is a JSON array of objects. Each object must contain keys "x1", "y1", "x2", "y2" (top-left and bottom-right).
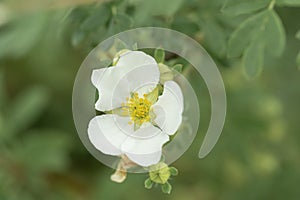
[
  {"x1": 121, "y1": 64, "x2": 159, "y2": 96},
  {"x1": 92, "y1": 67, "x2": 130, "y2": 111},
  {"x1": 126, "y1": 151, "x2": 162, "y2": 167},
  {"x1": 91, "y1": 51, "x2": 159, "y2": 111},
  {"x1": 88, "y1": 114, "x2": 128, "y2": 156},
  {"x1": 121, "y1": 126, "x2": 169, "y2": 167},
  {"x1": 152, "y1": 81, "x2": 184, "y2": 135},
  {"x1": 128, "y1": 122, "x2": 163, "y2": 139},
  {"x1": 116, "y1": 51, "x2": 160, "y2": 98},
  {"x1": 116, "y1": 51, "x2": 159, "y2": 96},
  {"x1": 116, "y1": 51, "x2": 156, "y2": 68}
]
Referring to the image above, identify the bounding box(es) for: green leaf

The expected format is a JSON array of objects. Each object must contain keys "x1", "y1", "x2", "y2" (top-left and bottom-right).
[
  {"x1": 6, "y1": 86, "x2": 49, "y2": 136},
  {"x1": 228, "y1": 11, "x2": 268, "y2": 58},
  {"x1": 107, "y1": 13, "x2": 133, "y2": 35},
  {"x1": 134, "y1": 0, "x2": 183, "y2": 20},
  {"x1": 71, "y1": 30, "x2": 85, "y2": 47},
  {"x1": 169, "y1": 167, "x2": 178, "y2": 176},
  {"x1": 276, "y1": 0, "x2": 300, "y2": 6},
  {"x1": 229, "y1": 10, "x2": 286, "y2": 77},
  {"x1": 0, "y1": 13, "x2": 47, "y2": 59},
  {"x1": 13, "y1": 130, "x2": 72, "y2": 173},
  {"x1": 243, "y1": 39, "x2": 264, "y2": 79},
  {"x1": 297, "y1": 51, "x2": 300, "y2": 69},
  {"x1": 222, "y1": 0, "x2": 270, "y2": 16},
  {"x1": 144, "y1": 178, "x2": 153, "y2": 189},
  {"x1": 201, "y1": 19, "x2": 227, "y2": 58},
  {"x1": 229, "y1": 10, "x2": 285, "y2": 58},
  {"x1": 161, "y1": 182, "x2": 172, "y2": 194},
  {"x1": 154, "y1": 48, "x2": 165, "y2": 63},
  {"x1": 79, "y1": 5, "x2": 110, "y2": 32},
  {"x1": 171, "y1": 16, "x2": 199, "y2": 36},
  {"x1": 264, "y1": 10, "x2": 286, "y2": 57}
]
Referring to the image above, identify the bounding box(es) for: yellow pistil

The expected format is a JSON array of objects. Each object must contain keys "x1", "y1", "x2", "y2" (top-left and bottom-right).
[{"x1": 123, "y1": 93, "x2": 152, "y2": 127}]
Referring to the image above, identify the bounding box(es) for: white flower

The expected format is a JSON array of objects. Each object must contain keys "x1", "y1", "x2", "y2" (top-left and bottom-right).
[{"x1": 88, "y1": 50, "x2": 183, "y2": 167}]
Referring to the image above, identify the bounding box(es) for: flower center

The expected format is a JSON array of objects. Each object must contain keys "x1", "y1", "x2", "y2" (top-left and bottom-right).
[{"x1": 123, "y1": 93, "x2": 152, "y2": 126}]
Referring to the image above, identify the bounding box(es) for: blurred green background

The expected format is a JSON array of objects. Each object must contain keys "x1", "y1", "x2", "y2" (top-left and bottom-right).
[{"x1": 1, "y1": 0, "x2": 300, "y2": 199}]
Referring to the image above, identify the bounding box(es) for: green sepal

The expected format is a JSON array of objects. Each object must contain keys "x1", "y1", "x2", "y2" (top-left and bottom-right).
[
  {"x1": 145, "y1": 86, "x2": 159, "y2": 104},
  {"x1": 169, "y1": 167, "x2": 178, "y2": 176},
  {"x1": 154, "y1": 48, "x2": 165, "y2": 63},
  {"x1": 172, "y1": 64, "x2": 183, "y2": 73},
  {"x1": 144, "y1": 178, "x2": 153, "y2": 189},
  {"x1": 161, "y1": 182, "x2": 172, "y2": 194},
  {"x1": 157, "y1": 84, "x2": 163, "y2": 95}
]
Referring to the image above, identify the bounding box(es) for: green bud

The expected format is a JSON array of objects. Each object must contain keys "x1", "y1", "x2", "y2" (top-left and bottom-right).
[
  {"x1": 132, "y1": 43, "x2": 138, "y2": 50},
  {"x1": 158, "y1": 63, "x2": 174, "y2": 84},
  {"x1": 115, "y1": 39, "x2": 128, "y2": 52},
  {"x1": 149, "y1": 162, "x2": 171, "y2": 184},
  {"x1": 158, "y1": 63, "x2": 171, "y2": 74}
]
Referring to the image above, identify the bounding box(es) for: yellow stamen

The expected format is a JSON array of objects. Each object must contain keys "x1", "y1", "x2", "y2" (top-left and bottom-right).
[{"x1": 123, "y1": 92, "x2": 153, "y2": 127}]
